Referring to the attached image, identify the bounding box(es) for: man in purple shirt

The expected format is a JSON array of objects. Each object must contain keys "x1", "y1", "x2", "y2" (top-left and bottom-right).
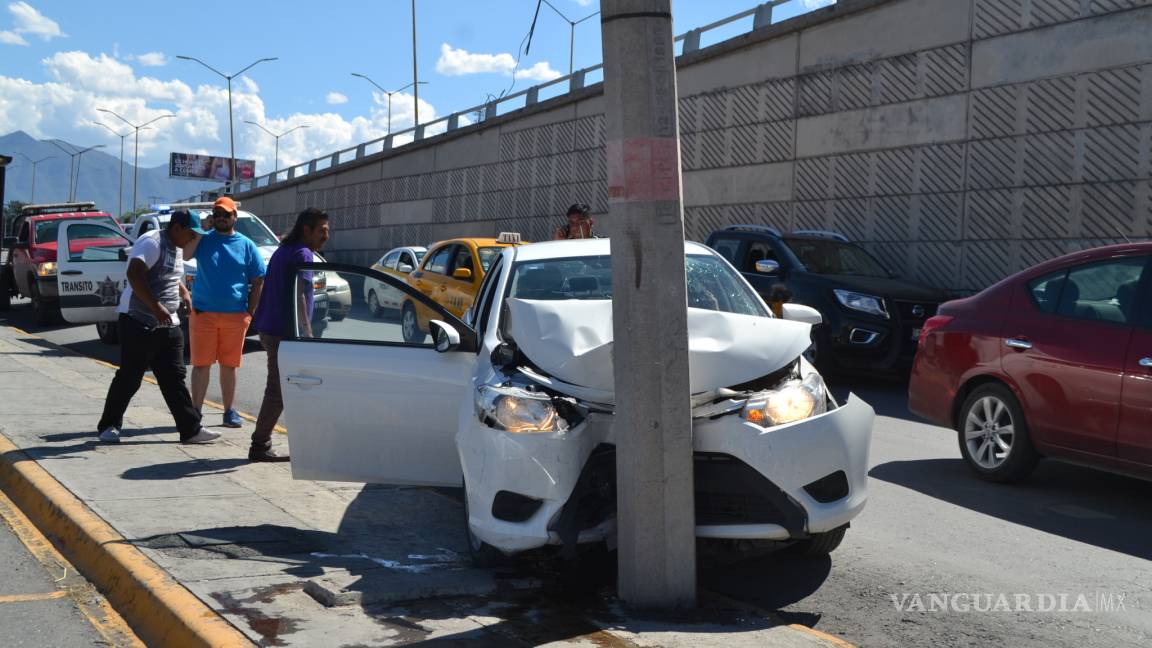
[{"x1": 249, "y1": 207, "x2": 329, "y2": 462}]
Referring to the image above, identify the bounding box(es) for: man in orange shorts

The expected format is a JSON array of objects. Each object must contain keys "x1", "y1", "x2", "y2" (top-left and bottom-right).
[{"x1": 181, "y1": 197, "x2": 266, "y2": 427}]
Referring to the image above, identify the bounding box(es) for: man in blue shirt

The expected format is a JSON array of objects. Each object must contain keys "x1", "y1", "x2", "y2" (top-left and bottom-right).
[{"x1": 181, "y1": 196, "x2": 266, "y2": 428}]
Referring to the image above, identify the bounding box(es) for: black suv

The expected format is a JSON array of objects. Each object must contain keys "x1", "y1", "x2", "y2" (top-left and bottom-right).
[{"x1": 705, "y1": 225, "x2": 948, "y2": 374}]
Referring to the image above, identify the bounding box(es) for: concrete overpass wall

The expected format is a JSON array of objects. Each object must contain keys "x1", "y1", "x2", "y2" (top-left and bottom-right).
[{"x1": 236, "y1": 0, "x2": 1152, "y2": 292}]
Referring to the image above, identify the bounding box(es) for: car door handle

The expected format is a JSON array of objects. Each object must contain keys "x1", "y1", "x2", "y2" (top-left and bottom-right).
[
  {"x1": 286, "y1": 375, "x2": 322, "y2": 386},
  {"x1": 1140, "y1": 358, "x2": 1152, "y2": 368},
  {"x1": 59, "y1": 270, "x2": 82, "y2": 275},
  {"x1": 1005, "y1": 338, "x2": 1033, "y2": 350}
]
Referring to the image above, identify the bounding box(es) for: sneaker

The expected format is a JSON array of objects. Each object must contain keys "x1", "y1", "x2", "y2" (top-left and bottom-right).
[
  {"x1": 98, "y1": 427, "x2": 121, "y2": 443},
  {"x1": 182, "y1": 428, "x2": 221, "y2": 444},
  {"x1": 222, "y1": 409, "x2": 243, "y2": 428},
  {"x1": 248, "y1": 446, "x2": 291, "y2": 463}
]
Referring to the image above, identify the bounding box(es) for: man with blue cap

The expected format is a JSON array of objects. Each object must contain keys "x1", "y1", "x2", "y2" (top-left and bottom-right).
[{"x1": 97, "y1": 209, "x2": 219, "y2": 445}]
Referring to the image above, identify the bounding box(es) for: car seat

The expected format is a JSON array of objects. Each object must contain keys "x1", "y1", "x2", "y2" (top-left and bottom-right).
[
  {"x1": 566, "y1": 275, "x2": 599, "y2": 296},
  {"x1": 517, "y1": 266, "x2": 564, "y2": 300},
  {"x1": 1116, "y1": 281, "x2": 1138, "y2": 322}
]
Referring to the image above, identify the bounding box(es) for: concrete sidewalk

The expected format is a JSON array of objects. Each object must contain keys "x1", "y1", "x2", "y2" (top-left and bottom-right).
[{"x1": 0, "y1": 324, "x2": 853, "y2": 647}]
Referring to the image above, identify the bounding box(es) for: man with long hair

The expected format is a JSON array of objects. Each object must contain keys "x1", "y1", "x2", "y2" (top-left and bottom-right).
[{"x1": 248, "y1": 207, "x2": 329, "y2": 462}]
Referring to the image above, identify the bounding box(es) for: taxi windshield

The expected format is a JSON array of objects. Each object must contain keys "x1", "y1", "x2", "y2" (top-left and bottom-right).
[
  {"x1": 188, "y1": 211, "x2": 279, "y2": 246},
  {"x1": 507, "y1": 254, "x2": 768, "y2": 317}
]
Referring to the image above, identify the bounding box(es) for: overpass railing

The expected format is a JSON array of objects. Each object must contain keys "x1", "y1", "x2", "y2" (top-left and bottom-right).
[{"x1": 207, "y1": 0, "x2": 796, "y2": 197}]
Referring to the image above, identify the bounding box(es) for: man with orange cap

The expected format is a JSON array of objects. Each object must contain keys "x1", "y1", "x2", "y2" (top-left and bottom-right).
[{"x1": 181, "y1": 196, "x2": 266, "y2": 428}]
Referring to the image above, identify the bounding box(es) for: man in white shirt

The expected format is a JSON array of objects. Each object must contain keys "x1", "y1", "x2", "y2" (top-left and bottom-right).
[{"x1": 97, "y1": 210, "x2": 219, "y2": 444}]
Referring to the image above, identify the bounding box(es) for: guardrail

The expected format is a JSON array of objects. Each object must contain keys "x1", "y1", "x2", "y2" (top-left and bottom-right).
[{"x1": 191, "y1": 0, "x2": 793, "y2": 199}]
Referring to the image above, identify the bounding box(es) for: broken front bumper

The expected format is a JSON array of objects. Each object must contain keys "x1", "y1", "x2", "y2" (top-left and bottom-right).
[{"x1": 458, "y1": 395, "x2": 874, "y2": 554}]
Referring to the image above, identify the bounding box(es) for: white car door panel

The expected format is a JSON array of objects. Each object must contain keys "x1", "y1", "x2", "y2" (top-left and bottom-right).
[
  {"x1": 279, "y1": 263, "x2": 479, "y2": 486},
  {"x1": 56, "y1": 221, "x2": 132, "y2": 324}
]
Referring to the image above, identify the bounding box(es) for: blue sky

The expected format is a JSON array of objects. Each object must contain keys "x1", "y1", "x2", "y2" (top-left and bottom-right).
[{"x1": 0, "y1": 0, "x2": 833, "y2": 173}]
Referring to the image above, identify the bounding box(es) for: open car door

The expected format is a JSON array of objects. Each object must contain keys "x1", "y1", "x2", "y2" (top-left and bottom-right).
[
  {"x1": 279, "y1": 262, "x2": 479, "y2": 486},
  {"x1": 55, "y1": 221, "x2": 132, "y2": 324}
]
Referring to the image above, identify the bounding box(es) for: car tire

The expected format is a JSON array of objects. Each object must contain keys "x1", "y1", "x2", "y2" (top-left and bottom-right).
[
  {"x1": 367, "y1": 291, "x2": 382, "y2": 319},
  {"x1": 0, "y1": 271, "x2": 11, "y2": 310},
  {"x1": 29, "y1": 280, "x2": 55, "y2": 325},
  {"x1": 401, "y1": 302, "x2": 426, "y2": 344},
  {"x1": 957, "y1": 383, "x2": 1039, "y2": 483},
  {"x1": 329, "y1": 310, "x2": 346, "y2": 322},
  {"x1": 790, "y1": 525, "x2": 848, "y2": 558},
  {"x1": 463, "y1": 480, "x2": 506, "y2": 568},
  {"x1": 95, "y1": 321, "x2": 119, "y2": 345}
]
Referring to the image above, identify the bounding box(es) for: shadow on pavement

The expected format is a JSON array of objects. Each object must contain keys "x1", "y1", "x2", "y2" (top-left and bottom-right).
[
  {"x1": 827, "y1": 373, "x2": 923, "y2": 424},
  {"x1": 870, "y1": 457, "x2": 1152, "y2": 560},
  {"x1": 121, "y1": 458, "x2": 250, "y2": 480}
]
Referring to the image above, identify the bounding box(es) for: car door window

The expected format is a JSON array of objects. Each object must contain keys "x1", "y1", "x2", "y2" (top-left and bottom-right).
[
  {"x1": 63, "y1": 224, "x2": 131, "y2": 261},
  {"x1": 710, "y1": 237, "x2": 742, "y2": 265},
  {"x1": 1033, "y1": 258, "x2": 1147, "y2": 325},
  {"x1": 449, "y1": 246, "x2": 474, "y2": 280},
  {"x1": 472, "y1": 256, "x2": 503, "y2": 336},
  {"x1": 290, "y1": 264, "x2": 476, "y2": 349},
  {"x1": 426, "y1": 246, "x2": 452, "y2": 275},
  {"x1": 381, "y1": 251, "x2": 400, "y2": 269},
  {"x1": 1026, "y1": 270, "x2": 1068, "y2": 314},
  {"x1": 399, "y1": 253, "x2": 415, "y2": 271},
  {"x1": 741, "y1": 241, "x2": 778, "y2": 272}
]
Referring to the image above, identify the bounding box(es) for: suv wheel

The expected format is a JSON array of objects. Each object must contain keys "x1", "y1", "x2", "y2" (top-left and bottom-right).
[
  {"x1": 958, "y1": 384, "x2": 1039, "y2": 483},
  {"x1": 401, "y1": 302, "x2": 426, "y2": 344}
]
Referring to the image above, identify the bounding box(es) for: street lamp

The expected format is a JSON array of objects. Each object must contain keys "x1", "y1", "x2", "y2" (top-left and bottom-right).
[
  {"x1": 96, "y1": 109, "x2": 175, "y2": 213},
  {"x1": 92, "y1": 121, "x2": 139, "y2": 218},
  {"x1": 244, "y1": 121, "x2": 309, "y2": 174},
  {"x1": 15, "y1": 153, "x2": 56, "y2": 203},
  {"x1": 175, "y1": 55, "x2": 277, "y2": 191},
  {"x1": 541, "y1": 0, "x2": 600, "y2": 75},
  {"x1": 47, "y1": 140, "x2": 105, "y2": 202},
  {"x1": 350, "y1": 74, "x2": 428, "y2": 134}
]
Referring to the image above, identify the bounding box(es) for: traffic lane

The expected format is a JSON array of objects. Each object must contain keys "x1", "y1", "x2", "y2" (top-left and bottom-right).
[{"x1": 708, "y1": 376, "x2": 1152, "y2": 648}]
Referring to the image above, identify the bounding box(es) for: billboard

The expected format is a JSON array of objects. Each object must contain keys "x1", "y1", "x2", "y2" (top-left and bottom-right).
[{"x1": 169, "y1": 153, "x2": 256, "y2": 182}]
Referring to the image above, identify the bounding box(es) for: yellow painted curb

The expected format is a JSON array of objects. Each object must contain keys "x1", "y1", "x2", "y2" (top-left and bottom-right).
[{"x1": 0, "y1": 432, "x2": 254, "y2": 647}]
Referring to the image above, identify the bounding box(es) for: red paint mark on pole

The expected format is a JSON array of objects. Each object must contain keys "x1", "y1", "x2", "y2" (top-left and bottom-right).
[{"x1": 607, "y1": 137, "x2": 681, "y2": 202}]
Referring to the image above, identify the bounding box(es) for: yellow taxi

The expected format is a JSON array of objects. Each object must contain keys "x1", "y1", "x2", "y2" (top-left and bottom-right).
[{"x1": 401, "y1": 233, "x2": 527, "y2": 343}]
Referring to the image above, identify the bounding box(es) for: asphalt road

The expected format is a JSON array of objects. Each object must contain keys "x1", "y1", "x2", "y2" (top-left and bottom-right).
[{"x1": 3, "y1": 297, "x2": 1152, "y2": 647}]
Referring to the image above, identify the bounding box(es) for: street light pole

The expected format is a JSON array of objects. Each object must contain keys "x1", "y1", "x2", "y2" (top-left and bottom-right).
[
  {"x1": 412, "y1": 0, "x2": 420, "y2": 127},
  {"x1": 46, "y1": 141, "x2": 104, "y2": 202},
  {"x1": 601, "y1": 0, "x2": 696, "y2": 608},
  {"x1": 245, "y1": 121, "x2": 309, "y2": 174},
  {"x1": 73, "y1": 145, "x2": 105, "y2": 202},
  {"x1": 542, "y1": 0, "x2": 600, "y2": 75},
  {"x1": 93, "y1": 121, "x2": 134, "y2": 218},
  {"x1": 351, "y1": 74, "x2": 428, "y2": 134},
  {"x1": 47, "y1": 140, "x2": 77, "y2": 201},
  {"x1": 175, "y1": 55, "x2": 278, "y2": 192},
  {"x1": 16, "y1": 153, "x2": 55, "y2": 203},
  {"x1": 96, "y1": 109, "x2": 175, "y2": 213}
]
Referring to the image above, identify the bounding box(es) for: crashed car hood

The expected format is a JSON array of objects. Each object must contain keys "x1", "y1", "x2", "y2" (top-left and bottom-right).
[{"x1": 506, "y1": 298, "x2": 812, "y2": 397}]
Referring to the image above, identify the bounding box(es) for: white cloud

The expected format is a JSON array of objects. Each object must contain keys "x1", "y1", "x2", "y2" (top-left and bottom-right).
[
  {"x1": 0, "y1": 29, "x2": 25, "y2": 45},
  {"x1": 802, "y1": 0, "x2": 836, "y2": 9},
  {"x1": 135, "y1": 51, "x2": 167, "y2": 67},
  {"x1": 436, "y1": 43, "x2": 517, "y2": 76},
  {"x1": 6, "y1": 2, "x2": 65, "y2": 41},
  {"x1": 515, "y1": 61, "x2": 562, "y2": 82},
  {"x1": 326, "y1": 91, "x2": 348, "y2": 105},
  {"x1": 572, "y1": 0, "x2": 594, "y2": 6}
]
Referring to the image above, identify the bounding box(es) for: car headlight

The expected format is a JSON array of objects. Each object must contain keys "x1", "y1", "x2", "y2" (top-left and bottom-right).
[
  {"x1": 475, "y1": 385, "x2": 568, "y2": 434},
  {"x1": 37, "y1": 262, "x2": 56, "y2": 277},
  {"x1": 834, "y1": 289, "x2": 888, "y2": 319},
  {"x1": 741, "y1": 371, "x2": 828, "y2": 427}
]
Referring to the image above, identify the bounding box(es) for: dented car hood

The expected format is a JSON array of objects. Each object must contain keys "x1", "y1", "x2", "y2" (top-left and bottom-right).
[{"x1": 506, "y1": 298, "x2": 812, "y2": 399}]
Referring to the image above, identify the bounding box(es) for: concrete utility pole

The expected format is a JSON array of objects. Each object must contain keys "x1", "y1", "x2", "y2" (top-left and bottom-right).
[
  {"x1": 411, "y1": 0, "x2": 420, "y2": 128},
  {"x1": 601, "y1": 0, "x2": 696, "y2": 608}
]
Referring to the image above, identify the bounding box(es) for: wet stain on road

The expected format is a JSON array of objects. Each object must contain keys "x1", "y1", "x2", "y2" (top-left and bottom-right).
[{"x1": 211, "y1": 583, "x2": 305, "y2": 646}]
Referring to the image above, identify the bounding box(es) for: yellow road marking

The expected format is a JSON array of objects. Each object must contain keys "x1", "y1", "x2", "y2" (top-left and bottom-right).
[
  {"x1": 0, "y1": 591, "x2": 70, "y2": 603},
  {"x1": 0, "y1": 490, "x2": 144, "y2": 646}
]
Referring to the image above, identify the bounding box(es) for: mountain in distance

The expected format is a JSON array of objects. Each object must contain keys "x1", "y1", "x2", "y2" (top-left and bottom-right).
[{"x1": 0, "y1": 130, "x2": 219, "y2": 217}]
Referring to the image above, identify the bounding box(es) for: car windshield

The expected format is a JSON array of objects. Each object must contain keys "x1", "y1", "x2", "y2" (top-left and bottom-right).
[
  {"x1": 477, "y1": 247, "x2": 501, "y2": 272},
  {"x1": 187, "y1": 211, "x2": 278, "y2": 246},
  {"x1": 783, "y1": 238, "x2": 890, "y2": 277},
  {"x1": 507, "y1": 254, "x2": 768, "y2": 317},
  {"x1": 34, "y1": 216, "x2": 118, "y2": 244}
]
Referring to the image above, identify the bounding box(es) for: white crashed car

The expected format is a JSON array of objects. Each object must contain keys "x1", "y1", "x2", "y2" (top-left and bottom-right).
[{"x1": 278, "y1": 239, "x2": 874, "y2": 565}]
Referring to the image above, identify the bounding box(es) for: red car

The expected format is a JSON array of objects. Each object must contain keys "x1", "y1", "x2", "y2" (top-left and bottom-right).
[{"x1": 909, "y1": 243, "x2": 1152, "y2": 482}]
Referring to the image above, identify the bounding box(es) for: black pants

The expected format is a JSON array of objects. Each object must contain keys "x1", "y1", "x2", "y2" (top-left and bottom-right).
[{"x1": 97, "y1": 314, "x2": 201, "y2": 440}]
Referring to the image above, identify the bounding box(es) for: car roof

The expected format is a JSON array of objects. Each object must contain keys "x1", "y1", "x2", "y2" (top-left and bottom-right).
[
  {"x1": 510, "y1": 238, "x2": 714, "y2": 263},
  {"x1": 429, "y1": 237, "x2": 525, "y2": 249},
  {"x1": 27, "y1": 212, "x2": 114, "y2": 221},
  {"x1": 387, "y1": 246, "x2": 427, "y2": 254},
  {"x1": 1018, "y1": 241, "x2": 1152, "y2": 276}
]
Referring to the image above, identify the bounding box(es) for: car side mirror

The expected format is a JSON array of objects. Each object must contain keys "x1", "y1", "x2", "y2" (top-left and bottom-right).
[
  {"x1": 397, "y1": 263, "x2": 414, "y2": 273},
  {"x1": 429, "y1": 320, "x2": 461, "y2": 352},
  {"x1": 118, "y1": 248, "x2": 129, "y2": 261},
  {"x1": 453, "y1": 267, "x2": 473, "y2": 280},
  {"x1": 755, "y1": 259, "x2": 780, "y2": 275},
  {"x1": 781, "y1": 303, "x2": 823, "y2": 326}
]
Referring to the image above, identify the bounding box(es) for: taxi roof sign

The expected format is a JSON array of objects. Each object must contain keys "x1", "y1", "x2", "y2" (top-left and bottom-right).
[{"x1": 497, "y1": 232, "x2": 522, "y2": 244}]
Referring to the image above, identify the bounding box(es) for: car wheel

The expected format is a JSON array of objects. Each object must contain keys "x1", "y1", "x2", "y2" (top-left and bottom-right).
[
  {"x1": 95, "y1": 321, "x2": 119, "y2": 345},
  {"x1": 367, "y1": 291, "x2": 382, "y2": 319},
  {"x1": 30, "y1": 280, "x2": 55, "y2": 325},
  {"x1": 958, "y1": 383, "x2": 1039, "y2": 483},
  {"x1": 790, "y1": 525, "x2": 848, "y2": 558},
  {"x1": 463, "y1": 480, "x2": 506, "y2": 568},
  {"x1": 401, "y1": 302, "x2": 426, "y2": 344},
  {"x1": 0, "y1": 271, "x2": 11, "y2": 310}
]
